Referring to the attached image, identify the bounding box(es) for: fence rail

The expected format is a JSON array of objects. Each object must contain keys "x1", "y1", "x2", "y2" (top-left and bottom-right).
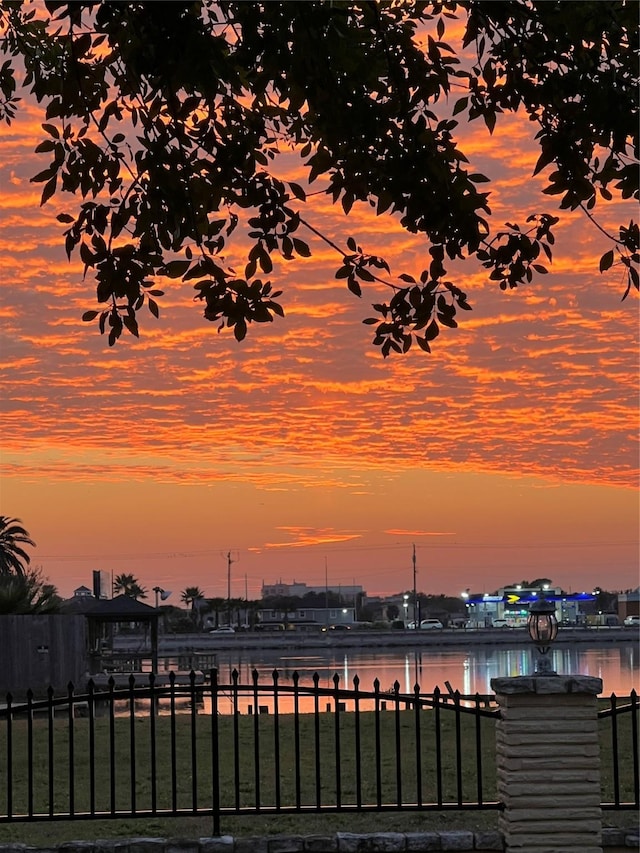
[
  {"x1": 0, "y1": 673, "x2": 636, "y2": 835},
  {"x1": 598, "y1": 689, "x2": 639, "y2": 810},
  {"x1": 0, "y1": 669, "x2": 501, "y2": 834}
]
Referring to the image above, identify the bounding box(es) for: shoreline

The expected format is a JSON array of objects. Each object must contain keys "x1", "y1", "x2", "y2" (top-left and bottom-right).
[{"x1": 113, "y1": 625, "x2": 638, "y2": 654}]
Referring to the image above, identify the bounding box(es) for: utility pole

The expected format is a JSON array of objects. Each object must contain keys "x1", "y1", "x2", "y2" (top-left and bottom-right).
[
  {"x1": 325, "y1": 557, "x2": 329, "y2": 628},
  {"x1": 225, "y1": 551, "x2": 236, "y2": 626},
  {"x1": 412, "y1": 543, "x2": 419, "y2": 625}
]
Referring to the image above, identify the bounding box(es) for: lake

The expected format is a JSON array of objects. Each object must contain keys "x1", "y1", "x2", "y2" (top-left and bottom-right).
[{"x1": 209, "y1": 642, "x2": 638, "y2": 697}]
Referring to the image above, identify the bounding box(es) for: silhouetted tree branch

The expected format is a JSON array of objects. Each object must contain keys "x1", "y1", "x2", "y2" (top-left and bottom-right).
[{"x1": 0, "y1": 1, "x2": 636, "y2": 355}]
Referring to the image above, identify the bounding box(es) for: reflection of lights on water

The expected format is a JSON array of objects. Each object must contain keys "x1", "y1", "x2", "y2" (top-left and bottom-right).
[
  {"x1": 463, "y1": 664, "x2": 471, "y2": 696},
  {"x1": 113, "y1": 642, "x2": 637, "y2": 718},
  {"x1": 206, "y1": 643, "x2": 636, "y2": 698},
  {"x1": 404, "y1": 654, "x2": 411, "y2": 694}
]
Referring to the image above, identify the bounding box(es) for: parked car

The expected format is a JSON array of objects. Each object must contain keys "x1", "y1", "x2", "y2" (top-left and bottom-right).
[
  {"x1": 623, "y1": 615, "x2": 640, "y2": 628},
  {"x1": 419, "y1": 619, "x2": 443, "y2": 630},
  {"x1": 322, "y1": 624, "x2": 351, "y2": 632},
  {"x1": 210, "y1": 626, "x2": 235, "y2": 634},
  {"x1": 492, "y1": 619, "x2": 511, "y2": 629}
]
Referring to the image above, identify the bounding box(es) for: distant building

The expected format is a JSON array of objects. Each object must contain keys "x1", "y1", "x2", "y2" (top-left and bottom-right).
[
  {"x1": 73, "y1": 572, "x2": 111, "y2": 600},
  {"x1": 92, "y1": 569, "x2": 111, "y2": 599},
  {"x1": 261, "y1": 580, "x2": 364, "y2": 599},
  {"x1": 258, "y1": 605, "x2": 355, "y2": 628},
  {"x1": 73, "y1": 585, "x2": 93, "y2": 598},
  {"x1": 463, "y1": 585, "x2": 596, "y2": 627},
  {"x1": 617, "y1": 588, "x2": 640, "y2": 621}
]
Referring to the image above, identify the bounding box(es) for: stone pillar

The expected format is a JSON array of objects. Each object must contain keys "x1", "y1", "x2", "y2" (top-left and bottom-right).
[{"x1": 490, "y1": 675, "x2": 603, "y2": 853}]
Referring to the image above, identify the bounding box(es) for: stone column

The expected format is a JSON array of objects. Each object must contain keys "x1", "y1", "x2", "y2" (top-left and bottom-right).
[{"x1": 490, "y1": 675, "x2": 603, "y2": 853}]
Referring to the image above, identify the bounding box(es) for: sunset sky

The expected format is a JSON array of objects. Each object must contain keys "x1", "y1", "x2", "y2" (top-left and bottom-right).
[{"x1": 1, "y1": 7, "x2": 638, "y2": 604}]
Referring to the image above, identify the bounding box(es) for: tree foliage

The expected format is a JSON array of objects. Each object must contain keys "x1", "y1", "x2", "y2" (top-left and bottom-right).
[
  {"x1": 113, "y1": 571, "x2": 147, "y2": 599},
  {"x1": 181, "y1": 584, "x2": 205, "y2": 623},
  {"x1": 0, "y1": 515, "x2": 35, "y2": 576},
  {"x1": 181, "y1": 585, "x2": 205, "y2": 608},
  {"x1": 0, "y1": 565, "x2": 61, "y2": 614},
  {"x1": 0, "y1": 1, "x2": 637, "y2": 355}
]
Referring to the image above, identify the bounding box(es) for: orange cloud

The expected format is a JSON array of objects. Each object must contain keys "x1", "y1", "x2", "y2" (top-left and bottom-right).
[
  {"x1": 265, "y1": 527, "x2": 364, "y2": 549},
  {"x1": 1, "y1": 41, "x2": 637, "y2": 601},
  {"x1": 384, "y1": 530, "x2": 457, "y2": 537}
]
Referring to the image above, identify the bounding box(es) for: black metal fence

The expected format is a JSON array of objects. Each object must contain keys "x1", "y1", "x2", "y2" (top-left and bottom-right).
[
  {"x1": 0, "y1": 669, "x2": 501, "y2": 833},
  {"x1": 598, "y1": 689, "x2": 639, "y2": 810},
  {"x1": 0, "y1": 672, "x2": 636, "y2": 835}
]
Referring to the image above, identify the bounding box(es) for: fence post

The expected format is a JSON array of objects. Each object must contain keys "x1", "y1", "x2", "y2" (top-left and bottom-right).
[{"x1": 491, "y1": 675, "x2": 603, "y2": 853}]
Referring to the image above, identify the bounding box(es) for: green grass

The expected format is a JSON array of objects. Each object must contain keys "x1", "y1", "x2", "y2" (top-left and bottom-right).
[
  {"x1": 0, "y1": 699, "x2": 635, "y2": 845},
  {"x1": 598, "y1": 701, "x2": 639, "y2": 808},
  {"x1": 0, "y1": 708, "x2": 497, "y2": 813}
]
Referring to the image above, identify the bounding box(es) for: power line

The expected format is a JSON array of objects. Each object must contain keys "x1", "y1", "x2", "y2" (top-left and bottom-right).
[{"x1": 35, "y1": 539, "x2": 638, "y2": 562}]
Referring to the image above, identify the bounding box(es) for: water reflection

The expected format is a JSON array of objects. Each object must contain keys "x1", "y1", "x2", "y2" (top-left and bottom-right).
[{"x1": 212, "y1": 643, "x2": 638, "y2": 697}]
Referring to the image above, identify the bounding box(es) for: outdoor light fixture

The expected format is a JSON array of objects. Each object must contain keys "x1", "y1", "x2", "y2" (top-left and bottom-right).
[
  {"x1": 153, "y1": 586, "x2": 172, "y2": 608},
  {"x1": 527, "y1": 595, "x2": 558, "y2": 675}
]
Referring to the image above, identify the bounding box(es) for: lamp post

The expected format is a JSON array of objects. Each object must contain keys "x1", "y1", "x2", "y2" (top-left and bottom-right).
[
  {"x1": 461, "y1": 589, "x2": 470, "y2": 628},
  {"x1": 527, "y1": 595, "x2": 558, "y2": 674},
  {"x1": 412, "y1": 544, "x2": 418, "y2": 626},
  {"x1": 226, "y1": 551, "x2": 235, "y2": 626}
]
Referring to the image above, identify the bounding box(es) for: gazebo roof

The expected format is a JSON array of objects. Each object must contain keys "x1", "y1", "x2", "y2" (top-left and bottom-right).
[{"x1": 61, "y1": 594, "x2": 158, "y2": 621}]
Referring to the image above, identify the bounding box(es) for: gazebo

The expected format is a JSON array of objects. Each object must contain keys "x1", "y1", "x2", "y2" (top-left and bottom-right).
[{"x1": 61, "y1": 594, "x2": 159, "y2": 674}]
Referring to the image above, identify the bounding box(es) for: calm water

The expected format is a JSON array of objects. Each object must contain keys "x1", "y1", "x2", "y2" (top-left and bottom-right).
[{"x1": 210, "y1": 642, "x2": 638, "y2": 697}]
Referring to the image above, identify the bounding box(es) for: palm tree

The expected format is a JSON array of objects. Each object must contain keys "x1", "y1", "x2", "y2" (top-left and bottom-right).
[
  {"x1": 181, "y1": 586, "x2": 205, "y2": 609},
  {"x1": 182, "y1": 586, "x2": 206, "y2": 625},
  {"x1": 113, "y1": 573, "x2": 146, "y2": 598},
  {"x1": 0, "y1": 516, "x2": 36, "y2": 576},
  {"x1": 206, "y1": 596, "x2": 226, "y2": 630},
  {"x1": 129, "y1": 582, "x2": 148, "y2": 601}
]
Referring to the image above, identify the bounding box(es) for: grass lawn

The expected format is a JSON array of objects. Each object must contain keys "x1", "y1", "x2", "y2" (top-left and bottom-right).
[{"x1": 0, "y1": 699, "x2": 635, "y2": 845}]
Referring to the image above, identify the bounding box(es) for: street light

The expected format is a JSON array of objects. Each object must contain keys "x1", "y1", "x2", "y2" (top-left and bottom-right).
[
  {"x1": 153, "y1": 586, "x2": 172, "y2": 608},
  {"x1": 412, "y1": 545, "x2": 418, "y2": 626},
  {"x1": 461, "y1": 589, "x2": 470, "y2": 628},
  {"x1": 527, "y1": 595, "x2": 558, "y2": 674}
]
